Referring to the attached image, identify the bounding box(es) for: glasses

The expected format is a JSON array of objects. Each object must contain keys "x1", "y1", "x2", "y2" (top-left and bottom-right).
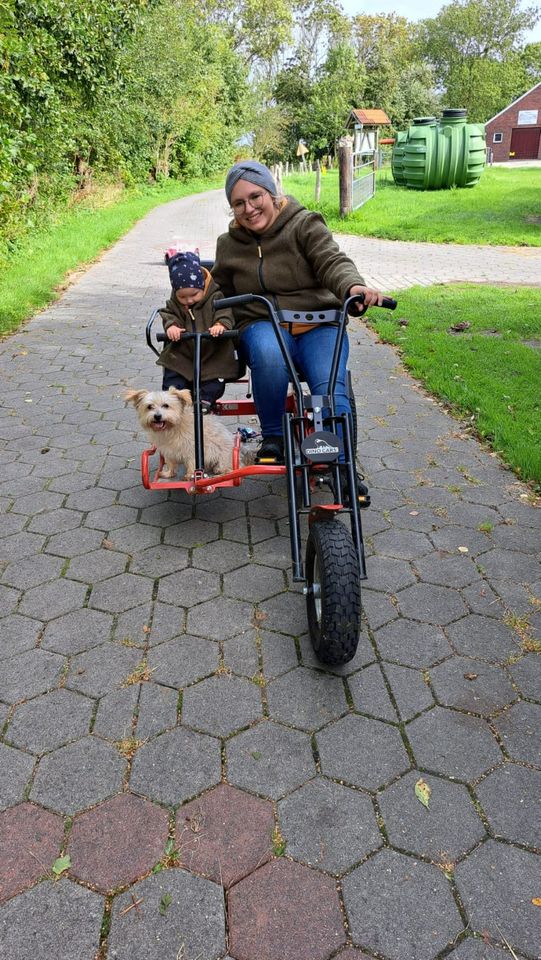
[{"x1": 231, "y1": 191, "x2": 267, "y2": 213}]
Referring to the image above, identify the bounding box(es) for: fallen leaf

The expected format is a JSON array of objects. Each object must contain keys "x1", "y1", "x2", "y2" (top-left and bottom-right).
[
  {"x1": 448, "y1": 321, "x2": 471, "y2": 333},
  {"x1": 415, "y1": 777, "x2": 431, "y2": 809},
  {"x1": 409, "y1": 510, "x2": 419, "y2": 516},
  {"x1": 102, "y1": 538, "x2": 114, "y2": 550},
  {"x1": 464, "y1": 672, "x2": 478, "y2": 681},
  {"x1": 52, "y1": 854, "x2": 71, "y2": 877},
  {"x1": 532, "y1": 898, "x2": 541, "y2": 907},
  {"x1": 159, "y1": 893, "x2": 172, "y2": 916},
  {"x1": 458, "y1": 546, "x2": 469, "y2": 553}
]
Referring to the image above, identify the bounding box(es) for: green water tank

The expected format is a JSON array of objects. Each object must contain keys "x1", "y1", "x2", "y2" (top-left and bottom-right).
[
  {"x1": 392, "y1": 110, "x2": 486, "y2": 189},
  {"x1": 390, "y1": 130, "x2": 408, "y2": 185}
]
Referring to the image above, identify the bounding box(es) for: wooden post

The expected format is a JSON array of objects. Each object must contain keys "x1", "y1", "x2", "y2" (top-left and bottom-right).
[
  {"x1": 315, "y1": 160, "x2": 321, "y2": 202},
  {"x1": 338, "y1": 136, "x2": 353, "y2": 217}
]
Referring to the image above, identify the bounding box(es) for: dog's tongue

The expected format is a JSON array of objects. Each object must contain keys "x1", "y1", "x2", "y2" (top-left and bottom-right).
[{"x1": 151, "y1": 422, "x2": 167, "y2": 431}]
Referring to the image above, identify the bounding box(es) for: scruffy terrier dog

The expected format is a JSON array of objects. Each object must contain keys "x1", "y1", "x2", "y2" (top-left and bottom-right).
[{"x1": 125, "y1": 387, "x2": 235, "y2": 479}]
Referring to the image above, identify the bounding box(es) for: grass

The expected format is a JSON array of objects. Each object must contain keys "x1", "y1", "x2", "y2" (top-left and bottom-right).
[
  {"x1": 0, "y1": 175, "x2": 222, "y2": 338},
  {"x1": 367, "y1": 283, "x2": 541, "y2": 485},
  {"x1": 283, "y1": 166, "x2": 541, "y2": 246}
]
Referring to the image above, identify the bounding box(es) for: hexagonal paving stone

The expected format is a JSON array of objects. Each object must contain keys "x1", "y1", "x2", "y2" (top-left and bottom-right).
[
  {"x1": 226, "y1": 720, "x2": 316, "y2": 800},
  {"x1": 508, "y1": 654, "x2": 541, "y2": 701},
  {"x1": 0, "y1": 879, "x2": 103, "y2": 959},
  {"x1": 258, "y1": 591, "x2": 309, "y2": 636},
  {"x1": 455, "y1": 840, "x2": 540, "y2": 958},
  {"x1": 223, "y1": 630, "x2": 259, "y2": 677},
  {"x1": 334, "y1": 951, "x2": 372, "y2": 960},
  {"x1": 317, "y1": 714, "x2": 410, "y2": 790},
  {"x1": 371, "y1": 528, "x2": 433, "y2": 561},
  {"x1": 446, "y1": 615, "x2": 519, "y2": 663},
  {"x1": 493, "y1": 701, "x2": 541, "y2": 766},
  {"x1": 0, "y1": 802, "x2": 64, "y2": 902},
  {"x1": 66, "y1": 643, "x2": 141, "y2": 698},
  {"x1": 178, "y1": 783, "x2": 274, "y2": 886},
  {"x1": 1, "y1": 554, "x2": 64, "y2": 590},
  {"x1": 41, "y1": 608, "x2": 113, "y2": 655},
  {"x1": 267, "y1": 667, "x2": 348, "y2": 731},
  {"x1": 68, "y1": 793, "x2": 168, "y2": 892},
  {"x1": 130, "y1": 727, "x2": 221, "y2": 805},
  {"x1": 136, "y1": 682, "x2": 178, "y2": 740},
  {"x1": 364, "y1": 555, "x2": 417, "y2": 593},
  {"x1": 260, "y1": 630, "x2": 299, "y2": 679},
  {"x1": 195, "y1": 495, "x2": 246, "y2": 523},
  {"x1": 228, "y1": 859, "x2": 346, "y2": 960},
  {"x1": 18, "y1": 579, "x2": 88, "y2": 621},
  {"x1": 158, "y1": 568, "x2": 220, "y2": 607},
  {"x1": 348, "y1": 664, "x2": 398, "y2": 722},
  {"x1": 342, "y1": 848, "x2": 463, "y2": 960},
  {"x1": 192, "y1": 539, "x2": 249, "y2": 573},
  {"x1": 44, "y1": 526, "x2": 104, "y2": 558},
  {"x1": 187, "y1": 596, "x2": 254, "y2": 641},
  {"x1": 67, "y1": 548, "x2": 127, "y2": 583},
  {"x1": 182, "y1": 675, "x2": 262, "y2": 737},
  {"x1": 30, "y1": 736, "x2": 126, "y2": 814},
  {"x1": 115, "y1": 603, "x2": 153, "y2": 647},
  {"x1": 89, "y1": 573, "x2": 154, "y2": 613},
  {"x1": 6, "y1": 689, "x2": 93, "y2": 754},
  {"x1": 396, "y1": 583, "x2": 467, "y2": 625},
  {"x1": 429, "y1": 657, "x2": 516, "y2": 716},
  {"x1": 145, "y1": 601, "x2": 184, "y2": 647},
  {"x1": 445, "y1": 940, "x2": 525, "y2": 960},
  {"x1": 84, "y1": 504, "x2": 138, "y2": 530},
  {"x1": 356, "y1": 588, "x2": 398, "y2": 630},
  {"x1": 164, "y1": 517, "x2": 219, "y2": 547},
  {"x1": 92, "y1": 686, "x2": 138, "y2": 740},
  {"x1": 248, "y1": 494, "x2": 289, "y2": 519},
  {"x1": 407, "y1": 707, "x2": 502, "y2": 782},
  {"x1": 28, "y1": 508, "x2": 82, "y2": 536},
  {"x1": 414, "y1": 552, "x2": 480, "y2": 589},
  {"x1": 108, "y1": 869, "x2": 225, "y2": 960},
  {"x1": 476, "y1": 763, "x2": 541, "y2": 849},
  {"x1": 148, "y1": 635, "x2": 218, "y2": 688},
  {"x1": 278, "y1": 777, "x2": 381, "y2": 874},
  {"x1": 0, "y1": 743, "x2": 34, "y2": 811},
  {"x1": 375, "y1": 618, "x2": 453, "y2": 668},
  {"x1": 0, "y1": 648, "x2": 65, "y2": 704},
  {"x1": 477, "y1": 548, "x2": 539, "y2": 584},
  {"x1": 108, "y1": 521, "x2": 162, "y2": 553},
  {"x1": 129, "y1": 544, "x2": 189, "y2": 577},
  {"x1": 378, "y1": 770, "x2": 485, "y2": 860},
  {"x1": 0, "y1": 615, "x2": 42, "y2": 660},
  {"x1": 382, "y1": 663, "x2": 435, "y2": 721},
  {"x1": 223, "y1": 564, "x2": 285, "y2": 603}
]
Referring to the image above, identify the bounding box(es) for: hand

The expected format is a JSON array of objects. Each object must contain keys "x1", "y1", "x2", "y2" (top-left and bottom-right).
[
  {"x1": 166, "y1": 325, "x2": 185, "y2": 341},
  {"x1": 209, "y1": 322, "x2": 226, "y2": 337},
  {"x1": 348, "y1": 284, "x2": 383, "y2": 312}
]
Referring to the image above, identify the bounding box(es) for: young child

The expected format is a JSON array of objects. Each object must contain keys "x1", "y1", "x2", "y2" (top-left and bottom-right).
[{"x1": 157, "y1": 250, "x2": 239, "y2": 412}]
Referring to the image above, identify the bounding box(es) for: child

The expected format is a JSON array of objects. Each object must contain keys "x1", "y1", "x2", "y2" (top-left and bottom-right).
[{"x1": 157, "y1": 250, "x2": 240, "y2": 412}]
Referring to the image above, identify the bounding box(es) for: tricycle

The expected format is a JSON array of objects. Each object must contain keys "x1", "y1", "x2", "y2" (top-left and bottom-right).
[{"x1": 143, "y1": 288, "x2": 396, "y2": 665}]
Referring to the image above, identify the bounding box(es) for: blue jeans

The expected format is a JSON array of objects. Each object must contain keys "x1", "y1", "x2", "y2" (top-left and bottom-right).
[{"x1": 239, "y1": 321, "x2": 351, "y2": 437}]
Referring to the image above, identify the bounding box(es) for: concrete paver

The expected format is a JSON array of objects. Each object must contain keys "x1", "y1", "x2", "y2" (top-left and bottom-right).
[{"x1": 0, "y1": 189, "x2": 539, "y2": 959}]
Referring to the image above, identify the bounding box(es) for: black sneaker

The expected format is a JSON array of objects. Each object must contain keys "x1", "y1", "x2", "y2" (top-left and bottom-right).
[
  {"x1": 255, "y1": 436, "x2": 284, "y2": 465},
  {"x1": 332, "y1": 467, "x2": 370, "y2": 508}
]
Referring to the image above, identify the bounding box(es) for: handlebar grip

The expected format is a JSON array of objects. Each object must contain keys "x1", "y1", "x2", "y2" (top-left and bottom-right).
[
  {"x1": 156, "y1": 330, "x2": 239, "y2": 343},
  {"x1": 213, "y1": 294, "x2": 255, "y2": 309},
  {"x1": 381, "y1": 296, "x2": 397, "y2": 310}
]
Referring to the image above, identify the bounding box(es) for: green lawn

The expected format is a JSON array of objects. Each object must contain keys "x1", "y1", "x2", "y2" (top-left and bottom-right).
[
  {"x1": 284, "y1": 166, "x2": 541, "y2": 247},
  {"x1": 0, "y1": 176, "x2": 222, "y2": 338},
  {"x1": 368, "y1": 283, "x2": 541, "y2": 485}
]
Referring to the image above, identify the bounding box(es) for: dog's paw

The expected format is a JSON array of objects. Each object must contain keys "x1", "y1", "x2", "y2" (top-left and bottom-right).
[{"x1": 159, "y1": 464, "x2": 176, "y2": 479}]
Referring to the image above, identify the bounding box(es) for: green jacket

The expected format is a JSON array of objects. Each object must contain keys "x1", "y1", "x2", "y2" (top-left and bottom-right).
[
  {"x1": 157, "y1": 272, "x2": 240, "y2": 382},
  {"x1": 212, "y1": 197, "x2": 366, "y2": 330}
]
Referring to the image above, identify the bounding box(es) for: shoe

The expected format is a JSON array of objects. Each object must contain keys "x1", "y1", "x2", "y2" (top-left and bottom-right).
[
  {"x1": 200, "y1": 400, "x2": 213, "y2": 415},
  {"x1": 332, "y1": 466, "x2": 370, "y2": 508},
  {"x1": 255, "y1": 435, "x2": 284, "y2": 464}
]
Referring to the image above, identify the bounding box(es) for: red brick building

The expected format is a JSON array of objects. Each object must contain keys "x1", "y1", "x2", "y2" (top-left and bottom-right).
[{"x1": 485, "y1": 81, "x2": 541, "y2": 161}]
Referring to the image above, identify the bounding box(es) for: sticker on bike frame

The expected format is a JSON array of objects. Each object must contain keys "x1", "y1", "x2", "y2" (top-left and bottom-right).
[{"x1": 301, "y1": 431, "x2": 343, "y2": 463}]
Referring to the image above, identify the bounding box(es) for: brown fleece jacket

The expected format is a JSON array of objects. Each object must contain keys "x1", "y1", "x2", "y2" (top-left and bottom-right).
[
  {"x1": 211, "y1": 197, "x2": 366, "y2": 330},
  {"x1": 157, "y1": 270, "x2": 240, "y2": 381}
]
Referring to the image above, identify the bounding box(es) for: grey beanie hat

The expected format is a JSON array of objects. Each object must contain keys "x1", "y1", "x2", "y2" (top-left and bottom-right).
[{"x1": 225, "y1": 160, "x2": 277, "y2": 205}]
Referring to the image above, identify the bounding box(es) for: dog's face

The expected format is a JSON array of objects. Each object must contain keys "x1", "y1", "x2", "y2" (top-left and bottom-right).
[{"x1": 124, "y1": 388, "x2": 193, "y2": 434}]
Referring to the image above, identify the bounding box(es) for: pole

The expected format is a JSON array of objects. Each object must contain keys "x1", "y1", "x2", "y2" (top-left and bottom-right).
[
  {"x1": 315, "y1": 160, "x2": 321, "y2": 202},
  {"x1": 338, "y1": 136, "x2": 353, "y2": 218}
]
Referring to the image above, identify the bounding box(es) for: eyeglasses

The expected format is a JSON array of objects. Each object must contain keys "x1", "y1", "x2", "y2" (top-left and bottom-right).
[{"x1": 231, "y1": 191, "x2": 267, "y2": 213}]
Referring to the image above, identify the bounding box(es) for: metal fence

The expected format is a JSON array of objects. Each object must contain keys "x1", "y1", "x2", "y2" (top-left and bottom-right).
[{"x1": 352, "y1": 152, "x2": 376, "y2": 210}]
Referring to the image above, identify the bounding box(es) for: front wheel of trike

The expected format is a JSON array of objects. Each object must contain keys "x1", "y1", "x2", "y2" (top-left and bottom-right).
[{"x1": 305, "y1": 520, "x2": 361, "y2": 665}]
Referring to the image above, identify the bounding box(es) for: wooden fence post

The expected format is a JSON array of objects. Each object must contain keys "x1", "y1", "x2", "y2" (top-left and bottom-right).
[{"x1": 338, "y1": 136, "x2": 353, "y2": 217}]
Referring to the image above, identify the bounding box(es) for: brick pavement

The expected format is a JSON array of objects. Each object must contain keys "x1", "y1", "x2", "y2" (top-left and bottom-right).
[{"x1": 0, "y1": 190, "x2": 540, "y2": 960}]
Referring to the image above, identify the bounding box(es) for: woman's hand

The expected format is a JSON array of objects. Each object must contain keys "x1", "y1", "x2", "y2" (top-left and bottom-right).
[
  {"x1": 166, "y1": 325, "x2": 185, "y2": 341},
  {"x1": 348, "y1": 284, "x2": 383, "y2": 312},
  {"x1": 209, "y1": 322, "x2": 226, "y2": 337}
]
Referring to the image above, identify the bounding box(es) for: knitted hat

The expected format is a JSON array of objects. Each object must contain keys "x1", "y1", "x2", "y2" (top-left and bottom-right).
[
  {"x1": 168, "y1": 251, "x2": 204, "y2": 291},
  {"x1": 225, "y1": 160, "x2": 277, "y2": 205}
]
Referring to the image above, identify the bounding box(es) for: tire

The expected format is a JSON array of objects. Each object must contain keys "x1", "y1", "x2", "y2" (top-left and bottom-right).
[{"x1": 305, "y1": 520, "x2": 361, "y2": 665}]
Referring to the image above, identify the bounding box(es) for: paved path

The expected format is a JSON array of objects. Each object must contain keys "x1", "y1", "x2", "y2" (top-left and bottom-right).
[{"x1": 0, "y1": 191, "x2": 540, "y2": 960}]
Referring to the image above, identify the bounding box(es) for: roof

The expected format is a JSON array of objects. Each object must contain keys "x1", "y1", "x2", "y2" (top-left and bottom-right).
[
  {"x1": 348, "y1": 108, "x2": 391, "y2": 126},
  {"x1": 485, "y1": 81, "x2": 541, "y2": 126}
]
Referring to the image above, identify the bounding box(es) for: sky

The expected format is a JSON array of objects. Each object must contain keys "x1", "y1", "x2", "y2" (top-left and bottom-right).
[{"x1": 338, "y1": 0, "x2": 541, "y2": 43}]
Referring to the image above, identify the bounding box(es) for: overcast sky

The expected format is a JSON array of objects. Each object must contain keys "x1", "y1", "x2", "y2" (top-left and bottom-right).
[{"x1": 339, "y1": 0, "x2": 541, "y2": 43}]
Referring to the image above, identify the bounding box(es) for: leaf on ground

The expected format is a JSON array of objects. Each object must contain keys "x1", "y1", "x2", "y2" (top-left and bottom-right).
[
  {"x1": 52, "y1": 854, "x2": 71, "y2": 876},
  {"x1": 159, "y1": 893, "x2": 172, "y2": 916},
  {"x1": 458, "y1": 546, "x2": 469, "y2": 553},
  {"x1": 532, "y1": 897, "x2": 541, "y2": 906},
  {"x1": 448, "y1": 321, "x2": 471, "y2": 333},
  {"x1": 415, "y1": 777, "x2": 431, "y2": 809}
]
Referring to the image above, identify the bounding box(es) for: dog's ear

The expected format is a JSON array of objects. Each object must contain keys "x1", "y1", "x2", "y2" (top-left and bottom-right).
[
  {"x1": 124, "y1": 389, "x2": 148, "y2": 408},
  {"x1": 169, "y1": 388, "x2": 193, "y2": 406}
]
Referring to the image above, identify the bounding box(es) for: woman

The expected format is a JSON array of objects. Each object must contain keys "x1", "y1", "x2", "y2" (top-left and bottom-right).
[{"x1": 212, "y1": 160, "x2": 382, "y2": 465}]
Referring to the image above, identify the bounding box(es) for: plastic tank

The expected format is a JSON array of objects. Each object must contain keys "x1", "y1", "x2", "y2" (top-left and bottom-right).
[{"x1": 391, "y1": 110, "x2": 485, "y2": 189}]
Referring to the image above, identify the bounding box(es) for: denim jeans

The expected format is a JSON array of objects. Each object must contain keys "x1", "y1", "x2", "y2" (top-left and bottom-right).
[
  {"x1": 161, "y1": 368, "x2": 225, "y2": 405},
  {"x1": 239, "y1": 321, "x2": 351, "y2": 437}
]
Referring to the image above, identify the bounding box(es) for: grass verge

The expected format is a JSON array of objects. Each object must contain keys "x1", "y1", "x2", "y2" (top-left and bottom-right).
[
  {"x1": 284, "y1": 166, "x2": 541, "y2": 247},
  {"x1": 367, "y1": 283, "x2": 541, "y2": 485},
  {"x1": 0, "y1": 176, "x2": 222, "y2": 338}
]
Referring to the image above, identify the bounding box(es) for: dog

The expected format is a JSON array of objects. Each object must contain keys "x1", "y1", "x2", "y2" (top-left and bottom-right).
[{"x1": 125, "y1": 387, "x2": 236, "y2": 479}]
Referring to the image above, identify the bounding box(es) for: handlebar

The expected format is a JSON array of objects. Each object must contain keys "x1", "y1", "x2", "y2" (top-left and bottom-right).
[
  {"x1": 156, "y1": 330, "x2": 239, "y2": 343},
  {"x1": 215, "y1": 292, "x2": 397, "y2": 312}
]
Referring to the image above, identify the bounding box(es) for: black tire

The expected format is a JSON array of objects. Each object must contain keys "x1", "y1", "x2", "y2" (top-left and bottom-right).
[{"x1": 305, "y1": 520, "x2": 361, "y2": 665}]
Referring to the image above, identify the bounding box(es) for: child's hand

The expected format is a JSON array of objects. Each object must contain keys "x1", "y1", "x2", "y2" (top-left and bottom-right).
[
  {"x1": 209, "y1": 322, "x2": 226, "y2": 337},
  {"x1": 166, "y1": 325, "x2": 185, "y2": 341}
]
